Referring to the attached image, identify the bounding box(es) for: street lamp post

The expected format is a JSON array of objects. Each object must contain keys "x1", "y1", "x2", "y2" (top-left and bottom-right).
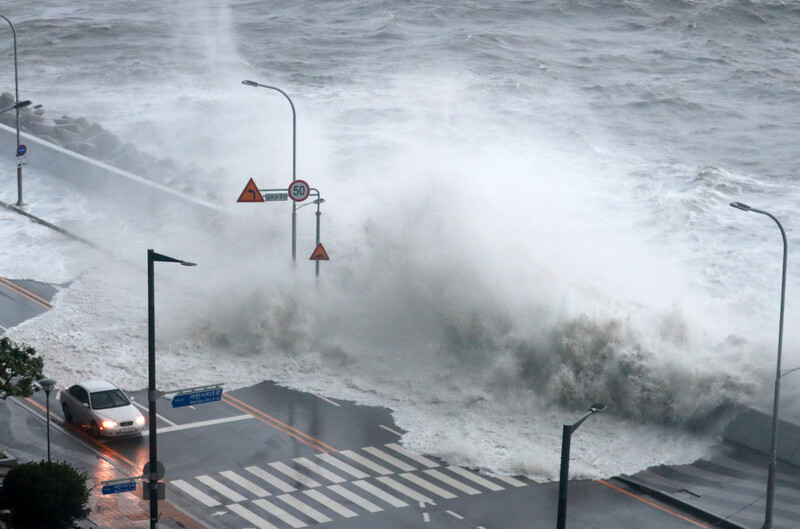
[
  {"x1": 730, "y1": 201, "x2": 787, "y2": 529},
  {"x1": 0, "y1": 99, "x2": 30, "y2": 115},
  {"x1": 241, "y1": 80, "x2": 298, "y2": 265},
  {"x1": 38, "y1": 377, "x2": 57, "y2": 462},
  {"x1": 297, "y1": 193, "x2": 325, "y2": 281},
  {"x1": 147, "y1": 249, "x2": 196, "y2": 529},
  {"x1": 556, "y1": 403, "x2": 606, "y2": 529},
  {"x1": 0, "y1": 14, "x2": 25, "y2": 206}
]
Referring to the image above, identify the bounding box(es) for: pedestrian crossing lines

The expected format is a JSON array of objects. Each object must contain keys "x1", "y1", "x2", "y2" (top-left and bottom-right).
[{"x1": 170, "y1": 442, "x2": 527, "y2": 529}]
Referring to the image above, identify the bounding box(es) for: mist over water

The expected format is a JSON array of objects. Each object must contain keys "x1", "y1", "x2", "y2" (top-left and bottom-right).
[{"x1": 2, "y1": 0, "x2": 800, "y2": 479}]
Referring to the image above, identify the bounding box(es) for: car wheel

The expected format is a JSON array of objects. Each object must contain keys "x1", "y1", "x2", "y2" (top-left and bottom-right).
[
  {"x1": 91, "y1": 421, "x2": 100, "y2": 438},
  {"x1": 62, "y1": 404, "x2": 73, "y2": 423}
]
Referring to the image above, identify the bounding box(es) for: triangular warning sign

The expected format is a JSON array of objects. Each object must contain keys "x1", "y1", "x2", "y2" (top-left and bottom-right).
[
  {"x1": 310, "y1": 243, "x2": 329, "y2": 261},
  {"x1": 237, "y1": 178, "x2": 264, "y2": 202}
]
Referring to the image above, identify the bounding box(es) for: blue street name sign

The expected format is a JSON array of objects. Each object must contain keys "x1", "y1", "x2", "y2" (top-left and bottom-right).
[
  {"x1": 102, "y1": 481, "x2": 136, "y2": 495},
  {"x1": 172, "y1": 387, "x2": 223, "y2": 408}
]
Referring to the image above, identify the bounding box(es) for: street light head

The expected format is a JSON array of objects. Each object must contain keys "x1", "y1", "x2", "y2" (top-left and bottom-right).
[
  {"x1": 180, "y1": 261, "x2": 197, "y2": 267},
  {"x1": 38, "y1": 377, "x2": 57, "y2": 393},
  {"x1": 313, "y1": 198, "x2": 325, "y2": 205},
  {"x1": 242, "y1": 80, "x2": 259, "y2": 87},
  {"x1": 589, "y1": 403, "x2": 607, "y2": 413},
  {"x1": 730, "y1": 201, "x2": 752, "y2": 212},
  {"x1": 14, "y1": 100, "x2": 32, "y2": 109}
]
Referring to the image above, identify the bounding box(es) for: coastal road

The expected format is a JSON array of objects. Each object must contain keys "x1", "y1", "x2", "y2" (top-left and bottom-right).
[
  {"x1": 0, "y1": 277, "x2": 57, "y2": 332},
  {"x1": 13, "y1": 382, "x2": 718, "y2": 529}
]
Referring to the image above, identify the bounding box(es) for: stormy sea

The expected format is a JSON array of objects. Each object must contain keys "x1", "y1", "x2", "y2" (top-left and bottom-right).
[{"x1": 2, "y1": 0, "x2": 799, "y2": 480}]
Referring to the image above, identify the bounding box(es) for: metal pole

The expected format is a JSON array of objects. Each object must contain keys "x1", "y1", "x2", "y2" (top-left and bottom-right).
[
  {"x1": 730, "y1": 203, "x2": 787, "y2": 529},
  {"x1": 755, "y1": 209, "x2": 787, "y2": 529},
  {"x1": 556, "y1": 423, "x2": 571, "y2": 529},
  {"x1": 315, "y1": 200, "x2": 322, "y2": 281},
  {"x1": 147, "y1": 249, "x2": 158, "y2": 529},
  {"x1": 242, "y1": 81, "x2": 297, "y2": 265},
  {"x1": 45, "y1": 389, "x2": 51, "y2": 462},
  {"x1": 0, "y1": 15, "x2": 23, "y2": 205}
]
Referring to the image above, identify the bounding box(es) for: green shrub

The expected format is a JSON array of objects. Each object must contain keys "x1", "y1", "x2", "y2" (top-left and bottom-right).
[{"x1": 3, "y1": 460, "x2": 91, "y2": 528}]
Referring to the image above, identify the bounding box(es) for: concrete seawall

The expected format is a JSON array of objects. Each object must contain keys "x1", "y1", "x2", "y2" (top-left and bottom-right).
[{"x1": 0, "y1": 123, "x2": 224, "y2": 219}]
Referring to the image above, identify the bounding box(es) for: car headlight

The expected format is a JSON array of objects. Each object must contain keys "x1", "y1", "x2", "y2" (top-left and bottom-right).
[
  {"x1": 135, "y1": 415, "x2": 145, "y2": 426},
  {"x1": 101, "y1": 419, "x2": 118, "y2": 429}
]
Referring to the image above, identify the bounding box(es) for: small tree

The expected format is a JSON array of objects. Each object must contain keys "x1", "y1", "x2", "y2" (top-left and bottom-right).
[
  {"x1": 3, "y1": 460, "x2": 91, "y2": 528},
  {"x1": 0, "y1": 337, "x2": 44, "y2": 399}
]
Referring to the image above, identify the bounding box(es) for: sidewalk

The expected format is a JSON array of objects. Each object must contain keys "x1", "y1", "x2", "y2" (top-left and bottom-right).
[
  {"x1": 619, "y1": 442, "x2": 800, "y2": 529},
  {"x1": 0, "y1": 396, "x2": 207, "y2": 529}
]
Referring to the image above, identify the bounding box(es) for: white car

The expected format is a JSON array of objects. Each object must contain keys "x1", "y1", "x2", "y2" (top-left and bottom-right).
[{"x1": 60, "y1": 379, "x2": 145, "y2": 437}]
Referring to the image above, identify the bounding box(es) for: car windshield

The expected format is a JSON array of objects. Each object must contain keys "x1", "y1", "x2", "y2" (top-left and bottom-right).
[{"x1": 90, "y1": 389, "x2": 130, "y2": 410}]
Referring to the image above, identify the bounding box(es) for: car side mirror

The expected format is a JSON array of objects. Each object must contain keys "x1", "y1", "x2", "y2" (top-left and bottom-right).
[{"x1": 81, "y1": 402, "x2": 90, "y2": 408}]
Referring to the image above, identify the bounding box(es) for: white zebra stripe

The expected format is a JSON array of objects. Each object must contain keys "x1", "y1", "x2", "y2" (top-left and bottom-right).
[
  {"x1": 446, "y1": 466, "x2": 504, "y2": 491},
  {"x1": 376, "y1": 476, "x2": 434, "y2": 504},
  {"x1": 293, "y1": 457, "x2": 345, "y2": 483},
  {"x1": 269, "y1": 462, "x2": 321, "y2": 489},
  {"x1": 219, "y1": 470, "x2": 271, "y2": 497},
  {"x1": 399, "y1": 473, "x2": 456, "y2": 499},
  {"x1": 424, "y1": 469, "x2": 481, "y2": 495},
  {"x1": 170, "y1": 479, "x2": 220, "y2": 507},
  {"x1": 196, "y1": 475, "x2": 247, "y2": 502},
  {"x1": 363, "y1": 446, "x2": 416, "y2": 471},
  {"x1": 303, "y1": 489, "x2": 358, "y2": 517},
  {"x1": 228, "y1": 503, "x2": 279, "y2": 529},
  {"x1": 385, "y1": 443, "x2": 439, "y2": 468},
  {"x1": 340, "y1": 450, "x2": 393, "y2": 475},
  {"x1": 327, "y1": 484, "x2": 383, "y2": 513},
  {"x1": 277, "y1": 494, "x2": 332, "y2": 523},
  {"x1": 352, "y1": 480, "x2": 408, "y2": 508},
  {"x1": 316, "y1": 453, "x2": 370, "y2": 479},
  {"x1": 252, "y1": 498, "x2": 307, "y2": 528},
  {"x1": 245, "y1": 466, "x2": 297, "y2": 493}
]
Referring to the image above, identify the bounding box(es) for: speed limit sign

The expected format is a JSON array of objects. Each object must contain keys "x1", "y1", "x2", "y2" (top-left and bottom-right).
[{"x1": 288, "y1": 179, "x2": 310, "y2": 202}]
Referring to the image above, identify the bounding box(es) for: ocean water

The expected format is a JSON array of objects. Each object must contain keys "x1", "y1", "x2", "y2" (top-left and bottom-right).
[{"x1": 2, "y1": 0, "x2": 800, "y2": 480}]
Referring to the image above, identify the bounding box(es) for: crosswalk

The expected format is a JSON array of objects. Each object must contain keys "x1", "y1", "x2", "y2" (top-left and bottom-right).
[{"x1": 170, "y1": 442, "x2": 527, "y2": 528}]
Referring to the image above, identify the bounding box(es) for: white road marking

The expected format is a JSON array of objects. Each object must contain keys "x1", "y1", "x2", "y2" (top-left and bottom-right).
[
  {"x1": 446, "y1": 510, "x2": 464, "y2": 519},
  {"x1": 400, "y1": 473, "x2": 456, "y2": 499},
  {"x1": 245, "y1": 466, "x2": 297, "y2": 493},
  {"x1": 376, "y1": 476, "x2": 434, "y2": 504},
  {"x1": 424, "y1": 469, "x2": 481, "y2": 495},
  {"x1": 269, "y1": 462, "x2": 321, "y2": 489},
  {"x1": 303, "y1": 489, "x2": 358, "y2": 518},
  {"x1": 228, "y1": 503, "x2": 279, "y2": 529},
  {"x1": 293, "y1": 457, "x2": 345, "y2": 483},
  {"x1": 494, "y1": 474, "x2": 527, "y2": 487},
  {"x1": 385, "y1": 443, "x2": 439, "y2": 468},
  {"x1": 220, "y1": 470, "x2": 271, "y2": 497},
  {"x1": 132, "y1": 401, "x2": 177, "y2": 426},
  {"x1": 171, "y1": 479, "x2": 221, "y2": 507},
  {"x1": 315, "y1": 453, "x2": 370, "y2": 479},
  {"x1": 313, "y1": 394, "x2": 340, "y2": 406},
  {"x1": 380, "y1": 424, "x2": 403, "y2": 436},
  {"x1": 196, "y1": 475, "x2": 247, "y2": 502},
  {"x1": 446, "y1": 466, "x2": 504, "y2": 491},
  {"x1": 252, "y1": 498, "x2": 307, "y2": 528},
  {"x1": 363, "y1": 446, "x2": 416, "y2": 471},
  {"x1": 277, "y1": 494, "x2": 332, "y2": 523},
  {"x1": 340, "y1": 450, "x2": 393, "y2": 475},
  {"x1": 327, "y1": 484, "x2": 383, "y2": 513},
  {"x1": 423, "y1": 512, "x2": 430, "y2": 522},
  {"x1": 140, "y1": 414, "x2": 253, "y2": 435},
  {"x1": 352, "y1": 480, "x2": 408, "y2": 508}
]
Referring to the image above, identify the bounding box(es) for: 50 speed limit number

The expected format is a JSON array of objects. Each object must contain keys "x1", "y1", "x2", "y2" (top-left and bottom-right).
[{"x1": 288, "y1": 180, "x2": 310, "y2": 202}]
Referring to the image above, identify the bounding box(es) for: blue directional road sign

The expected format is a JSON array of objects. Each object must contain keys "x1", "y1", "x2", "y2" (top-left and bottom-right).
[
  {"x1": 102, "y1": 481, "x2": 136, "y2": 495},
  {"x1": 171, "y1": 387, "x2": 223, "y2": 408}
]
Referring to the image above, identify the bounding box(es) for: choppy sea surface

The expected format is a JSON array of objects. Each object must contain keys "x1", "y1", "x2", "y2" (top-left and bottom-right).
[{"x1": 2, "y1": 0, "x2": 800, "y2": 480}]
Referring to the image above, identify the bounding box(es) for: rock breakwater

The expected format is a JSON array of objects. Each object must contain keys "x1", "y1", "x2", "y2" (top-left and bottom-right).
[{"x1": 0, "y1": 92, "x2": 224, "y2": 203}]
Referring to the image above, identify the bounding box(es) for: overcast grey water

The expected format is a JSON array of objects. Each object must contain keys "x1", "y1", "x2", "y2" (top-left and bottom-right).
[{"x1": 2, "y1": 0, "x2": 800, "y2": 480}]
